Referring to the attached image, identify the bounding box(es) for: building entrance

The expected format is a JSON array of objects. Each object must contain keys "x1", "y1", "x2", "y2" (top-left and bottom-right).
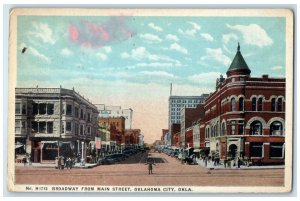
[{"x1": 228, "y1": 144, "x2": 237, "y2": 160}]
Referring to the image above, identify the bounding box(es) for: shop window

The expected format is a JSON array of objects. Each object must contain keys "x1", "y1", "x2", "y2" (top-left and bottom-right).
[
  {"x1": 257, "y1": 97, "x2": 263, "y2": 111},
  {"x1": 230, "y1": 121, "x2": 235, "y2": 135},
  {"x1": 277, "y1": 98, "x2": 283, "y2": 112},
  {"x1": 231, "y1": 98, "x2": 236, "y2": 111},
  {"x1": 39, "y1": 121, "x2": 46, "y2": 133},
  {"x1": 250, "y1": 142, "x2": 263, "y2": 157},
  {"x1": 238, "y1": 97, "x2": 244, "y2": 111},
  {"x1": 66, "y1": 104, "x2": 72, "y2": 116},
  {"x1": 66, "y1": 122, "x2": 72, "y2": 131},
  {"x1": 47, "y1": 104, "x2": 54, "y2": 115},
  {"x1": 31, "y1": 121, "x2": 38, "y2": 133},
  {"x1": 271, "y1": 98, "x2": 276, "y2": 112},
  {"x1": 252, "y1": 97, "x2": 257, "y2": 111},
  {"x1": 39, "y1": 103, "x2": 46, "y2": 115},
  {"x1": 15, "y1": 103, "x2": 21, "y2": 114},
  {"x1": 270, "y1": 143, "x2": 284, "y2": 158},
  {"x1": 270, "y1": 121, "x2": 283, "y2": 136},
  {"x1": 250, "y1": 121, "x2": 262, "y2": 135},
  {"x1": 33, "y1": 103, "x2": 39, "y2": 115},
  {"x1": 47, "y1": 122, "x2": 53, "y2": 133},
  {"x1": 221, "y1": 122, "x2": 226, "y2": 136}
]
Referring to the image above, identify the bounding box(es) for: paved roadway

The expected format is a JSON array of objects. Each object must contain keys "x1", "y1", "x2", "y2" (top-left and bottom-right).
[{"x1": 15, "y1": 150, "x2": 284, "y2": 186}]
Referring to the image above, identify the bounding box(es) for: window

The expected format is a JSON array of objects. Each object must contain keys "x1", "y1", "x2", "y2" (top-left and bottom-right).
[
  {"x1": 238, "y1": 120, "x2": 244, "y2": 135},
  {"x1": 87, "y1": 113, "x2": 91, "y2": 122},
  {"x1": 270, "y1": 121, "x2": 283, "y2": 136},
  {"x1": 250, "y1": 121, "x2": 262, "y2": 135},
  {"x1": 271, "y1": 98, "x2": 276, "y2": 112},
  {"x1": 75, "y1": 107, "x2": 79, "y2": 118},
  {"x1": 250, "y1": 142, "x2": 263, "y2": 157},
  {"x1": 252, "y1": 97, "x2": 257, "y2": 111},
  {"x1": 87, "y1": 127, "x2": 91, "y2": 134},
  {"x1": 221, "y1": 122, "x2": 226, "y2": 136},
  {"x1": 47, "y1": 104, "x2": 54, "y2": 115},
  {"x1": 47, "y1": 122, "x2": 53, "y2": 133},
  {"x1": 270, "y1": 143, "x2": 284, "y2": 158},
  {"x1": 277, "y1": 97, "x2": 283, "y2": 112},
  {"x1": 39, "y1": 122, "x2": 46, "y2": 133},
  {"x1": 80, "y1": 109, "x2": 84, "y2": 119},
  {"x1": 66, "y1": 122, "x2": 72, "y2": 131},
  {"x1": 39, "y1": 103, "x2": 46, "y2": 115},
  {"x1": 239, "y1": 97, "x2": 244, "y2": 111},
  {"x1": 75, "y1": 123, "x2": 79, "y2": 135},
  {"x1": 257, "y1": 97, "x2": 263, "y2": 111},
  {"x1": 62, "y1": 124, "x2": 64, "y2": 133},
  {"x1": 66, "y1": 104, "x2": 72, "y2": 116},
  {"x1": 31, "y1": 121, "x2": 38, "y2": 133},
  {"x1": 230, "y1": 121, "x2": 235, "y2": 135},
  {"x1": 231, "y1": 98, "x2": 236, "y2": 111},
  {"x1": 15, "y1": 120, "x2": 21, "y2": 132},
  {"x1": 33, "y1": 103, "x2": 39, "y2": 115},
  {"x1": 15, "y1": 103, "x2": 21, "y2": 114},
  {"x1": 80, "y1": 125, "x2": 84, "y2": 135},
  {"x1": 22, "y1": 103, "x2": 27, "y2": 114}
]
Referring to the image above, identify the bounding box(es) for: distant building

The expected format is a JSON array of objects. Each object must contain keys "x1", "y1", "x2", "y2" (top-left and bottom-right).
[
  {"x1": 15, "y1": 87, "x2": 99, "y2": 163},
  {"x1": 95, "y1": 104, "x2": 133, "y2": 129},
  {"x1": 124, "y1": 129, "x2": 141, "y2": 148},
  {"x1": 161, "y1": 129, "x2": 169, "y2": 144},
  {"x1": 168, "y1": 95, "x2": 208, "y2": 144}
]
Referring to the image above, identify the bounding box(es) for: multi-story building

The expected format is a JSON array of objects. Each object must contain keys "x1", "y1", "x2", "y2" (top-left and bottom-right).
[
  {"x1": 15, "y1": 87, "x2": 99, "y2": 163},
  {"x1": 96, "y1": 104, "x2": 133, "y2": 129},
  {"x1": 161, "y1": 129, "x2": 169, "y2": 144},
  {"x1": 180, "y1": 104, "x2": 205, "y2": 147},
  {"x1": 202, "y1": 44, "x2": 285, "y2": 165},
  {"x1": 168, "y1": 94, "x2": 208, "y2": 145},
  {"x1": 124, "y1": 129, "x2": 141, "y2": 148}
]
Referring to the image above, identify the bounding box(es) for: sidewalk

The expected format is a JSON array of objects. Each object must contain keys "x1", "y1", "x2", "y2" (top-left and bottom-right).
[
  {"x1": 15, "y1": 162, "x2": 98, "y2": 169},
  {"x1": 195, "y1": 158, "x2": 284, "y2": 170}
]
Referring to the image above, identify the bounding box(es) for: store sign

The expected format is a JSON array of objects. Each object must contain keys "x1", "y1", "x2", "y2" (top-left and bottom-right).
[{"x1": 95, "y1": 137, "x2": 101, "y2": 149}]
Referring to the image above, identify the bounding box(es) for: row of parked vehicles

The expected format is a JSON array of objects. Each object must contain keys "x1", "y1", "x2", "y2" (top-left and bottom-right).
[
  {"x1": 156, "y1": 146, "x2": 197, "y2": 165},
  {"x1": 97, "y1": 147, "x2": 147, "y2": 165}
]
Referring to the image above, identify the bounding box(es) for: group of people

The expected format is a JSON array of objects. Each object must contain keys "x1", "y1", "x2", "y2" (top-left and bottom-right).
[{"x1": 55, "y1": 156, "x2": 73, "y2": 170}]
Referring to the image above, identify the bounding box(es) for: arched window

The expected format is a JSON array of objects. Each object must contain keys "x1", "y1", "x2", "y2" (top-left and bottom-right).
[
  {"x1": 252, "y1": 97, "x2": 257, "y2": 111},
  {"x1": 239, "y1": 97, "x2": 244, "y2": 111},
  {"x1": 271, "y1": 98, "x2": 276, "y2": 112},
  {"x1": 277, "y1": 97, "x2": 283, "y2": 112},
  {"x1": 257, "y1": 97, "x2": 263, "y2": 111},
  {"x1": 250, "y1": 121, "x2": 262, "y2": 135},
  {"x1": 270, "y1": 121, "x2": 283, "y2": 136},
  {"x1": 231, "y1": 98, "x2": 236, "y2": 111},
  {"x1": 221, "y1": 122, "x2": 226, "y2": 136}
]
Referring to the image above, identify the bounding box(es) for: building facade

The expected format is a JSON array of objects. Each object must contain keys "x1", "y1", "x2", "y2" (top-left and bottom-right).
[
  {"x1": 15, "y1": 87, "x2": 99, "y2": 163},
  {"x1": 202, "y1": 44, "x2": 285, "y2": 165},
  {"x1": 96, "y1": 104, "x2": 133, "y2": 129}
]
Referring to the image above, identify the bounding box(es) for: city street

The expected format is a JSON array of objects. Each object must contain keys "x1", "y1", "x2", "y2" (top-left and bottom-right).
[{"x1": 15, "y1": 151, "x2": 284, "y2": 186}]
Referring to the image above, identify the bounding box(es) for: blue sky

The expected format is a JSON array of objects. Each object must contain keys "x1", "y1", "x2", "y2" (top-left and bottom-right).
[{"x1": 16, "y1": 16, "x2": 286, "y2": 143}]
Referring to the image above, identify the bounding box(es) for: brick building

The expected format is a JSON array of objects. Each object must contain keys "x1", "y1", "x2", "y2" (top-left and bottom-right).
[
  {"x1": 170, "y1": 124, "x2": 181, "y2": 147},
  {"x1": 202, "y1": 44, "x2": 285, "y2": 165},
  {"x1": 124, "y1": 129, "x2": 141, "y2": 148}
]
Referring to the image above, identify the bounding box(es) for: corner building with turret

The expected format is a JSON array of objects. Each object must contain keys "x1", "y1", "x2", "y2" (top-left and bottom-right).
[{"x1": 202, "y1": 44, "x2": 285, "y2": 165}]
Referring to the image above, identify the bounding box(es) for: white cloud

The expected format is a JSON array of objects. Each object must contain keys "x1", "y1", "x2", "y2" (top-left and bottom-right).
[
  {"x1": 140, "y1": 71, "x2": 175, "y2": 78},
  {"x1": 60, "y1": 48, "x2": 73, "y2": 57},
  {"x1": 200, "y1": 48, "x2": 231, "y2": 66},
  {"x1": 148, "y1": 23, "x2": 163, "y2": 32},
  {"x1": 28, "y1": 46, "x2": 51, "y2": 63},
  {"x1": 222, "y1": 33, "x2": 238, "y2": 44},
  {"x1": 165, "y1": 34, "x2": 179, "y2": 42},
  {"x1": 226, "y1": 24, "x2": 273, "y2": 48},
  {"x1": 201, "y1": 33, "x2": 214, "y2": 42},
  {"x1": 170, "y1": 43, "x2": 188, "y2": 54},
  {"x1": 137, "y1": 62, "x2": 173, "y2": 67},
  {"x1": 139, "y1": 33, "x2": 162, "y2": 42},
  {"x1": 188, "y1": 72, "x2": 223, "y2": 84},
  {"x1": 28, "y1": 22, "x2": 55, "y2": 44},
  {"x1": 178, "y1": 21, "x2": 201, "y2": 37},
  {"x1": 187, "y1": 21, "x2": 201, "y2": 30},
  {"x1": 96, "y1": 52, "x2": 107, "y2": 61},
  {"x1": 271, "y1": 66, "x2": 283, "y2": 70},
  {"x1": 103, "y1": 46, "x2": 112, "y2": 53}
]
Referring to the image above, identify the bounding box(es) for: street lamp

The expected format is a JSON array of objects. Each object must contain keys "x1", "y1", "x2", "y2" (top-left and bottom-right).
[{"x1": 81, "y1": 141, "x2": 85, "y2": 166}]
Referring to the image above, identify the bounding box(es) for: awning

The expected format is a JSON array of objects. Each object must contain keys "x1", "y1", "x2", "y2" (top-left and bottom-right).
[{"x1": 15, "y1": 144, "x2": 24, "y2": 149}]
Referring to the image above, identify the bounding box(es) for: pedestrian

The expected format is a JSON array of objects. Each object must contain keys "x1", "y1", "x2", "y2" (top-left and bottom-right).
[
  {"x1": 146, "y1": 158, "x2": 155, "y2": 175},
  {"x1": 61, "y1": 157, "x2": 65, "y2": 170},
  {"x1": 205, "y1": 157, "x2": 208, "y2": 167},
  {"x1": 237, "y1": 157, "x2": 241, "y2": 168}
]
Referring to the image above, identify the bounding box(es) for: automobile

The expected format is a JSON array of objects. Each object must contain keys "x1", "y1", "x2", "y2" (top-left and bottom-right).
[{"x1": 98, "y1": 157, "x2": 116, "y2": 165}]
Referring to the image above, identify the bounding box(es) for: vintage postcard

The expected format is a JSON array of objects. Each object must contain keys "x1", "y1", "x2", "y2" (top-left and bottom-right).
[{"x1": 7, "y1": 8, "x2": 293, "y2": 193}]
